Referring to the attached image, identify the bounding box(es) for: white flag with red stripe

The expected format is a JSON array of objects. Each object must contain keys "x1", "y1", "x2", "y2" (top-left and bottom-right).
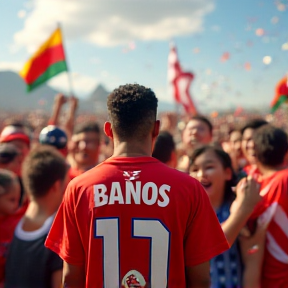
[{"x1": 168, "y1": 44, "x2": 197, "y2": 114}]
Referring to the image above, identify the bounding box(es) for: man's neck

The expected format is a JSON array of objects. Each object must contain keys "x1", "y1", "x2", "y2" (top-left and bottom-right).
[
  {"x1": 22, "y1": 199, "x2": 56, "y2": 232},
  {"x1": 258, "y1": 163, "x2": 285, "y2": 178},
  {"x1": 112, "y1": 139, "x2": 152, "y2": 158}
]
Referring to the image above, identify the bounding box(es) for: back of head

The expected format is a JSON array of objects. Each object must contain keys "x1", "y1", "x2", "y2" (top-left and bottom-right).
[
  {"x1": 152, "y1": 131, "x2": 175, "y2": 164},
  {"x1": 107, "y1": 84, "x2": 158, "y2": 140},
  {"x1": 39, "y1": 125, "x2": 68, "y2": 149},
  {"x1": 152, "y1": 131, "x2": 175, "y2": 163},
  {"x1": 253, "y1": 124, "x2": 288, "y2": 167},
  {"x1": 241, "y1": 118, "x2": 268, "y2": 134},
  {"x1": 22, "y1": 145, "x2": 68, "y2": 198}
]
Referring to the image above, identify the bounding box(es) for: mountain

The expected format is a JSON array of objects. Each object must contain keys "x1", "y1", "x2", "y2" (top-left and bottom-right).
[
  {"x1": 86, "y1": 84, "x2": 110, "y2": 113},
  {"x1": 0, "y1": 71, "x2": 175, "y2": 113},
  {"x1": 87, "y1": 83, "x2": 175, "y2": 113},
  {"x1": 0, "y1": 71, "x2": 59, "y2": 112}
]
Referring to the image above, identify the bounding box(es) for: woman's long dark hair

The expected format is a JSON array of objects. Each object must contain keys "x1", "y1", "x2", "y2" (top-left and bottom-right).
[{"x1": 189, "y1": 145, "x2": 237, "y2": 203}]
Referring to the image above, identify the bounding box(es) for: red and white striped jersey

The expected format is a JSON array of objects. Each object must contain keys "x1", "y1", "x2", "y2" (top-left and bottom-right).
[{"x1": 250, "y1": 169, "x2": 288, "y2": 288}]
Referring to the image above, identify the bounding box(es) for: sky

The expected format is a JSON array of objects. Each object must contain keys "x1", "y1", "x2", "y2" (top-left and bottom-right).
[{"x1": 0, "y1": 0, "x2": 288, "y2": 113}]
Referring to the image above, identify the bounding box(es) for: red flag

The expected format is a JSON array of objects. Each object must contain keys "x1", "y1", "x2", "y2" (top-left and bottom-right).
[{"x1": 168, "y1": 44, "x2": 197, "y2": 115}]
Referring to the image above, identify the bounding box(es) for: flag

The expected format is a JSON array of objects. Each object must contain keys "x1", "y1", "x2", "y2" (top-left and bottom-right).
[
  {"x1": 270, "y1": 76, "x2": 288, "y2": 113},
  {"x1": 168, "y1": 44, "x2": 197, "y2": 115},
  {"x1": 19, "y1": 27, "x2": 68, "y2": 92}
]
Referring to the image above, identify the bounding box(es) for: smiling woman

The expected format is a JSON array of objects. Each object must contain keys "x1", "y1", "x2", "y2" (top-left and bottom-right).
[{"x1": 189, "y1": 145, "x2": 262, "y2": 288}]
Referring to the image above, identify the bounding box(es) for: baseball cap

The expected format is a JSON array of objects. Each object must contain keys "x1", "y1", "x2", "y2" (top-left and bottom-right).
[
  {"x1": 39, "y1": 125, "x2": 68, "y2": 150},
  {"x1": 0, "y1": 125, "x2": 31, "y2": 146},
  {"x1": 0, "y1": 143, "x2": 20, "y2": 164}
]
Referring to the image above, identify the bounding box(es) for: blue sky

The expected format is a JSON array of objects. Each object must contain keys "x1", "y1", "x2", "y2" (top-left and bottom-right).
[{"x1": 0, "y1": 0, "x2": 287, "y2": 113}]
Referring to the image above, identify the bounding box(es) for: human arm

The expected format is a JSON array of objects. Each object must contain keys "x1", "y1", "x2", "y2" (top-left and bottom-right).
[
  {"x1": 63, "y1": 96, "x2": 78, "y2": 141},
  {"x1": 239, "y1": 222, "x2": 266, "y2": 288},
  {"x1": 222, "y1": 177, "x2": 262, "y2": 246},
  {"x1": 185, "y1": 261, "x2": 210, "y2": 288},
  {"x1": 48, "y1": 94, "x2": 68, "y2": 126},
  {"x1": 62, "y1": 261, "x2": 85, "y2": 288}
]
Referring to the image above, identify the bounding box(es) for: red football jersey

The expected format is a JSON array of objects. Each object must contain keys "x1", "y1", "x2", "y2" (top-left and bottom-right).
[
  {"x1": 45, "y1": 157, "x2": 228, "y2": 287},
  {"x1": 249, "y1": 169, "x2": 288, "y2": 288}
]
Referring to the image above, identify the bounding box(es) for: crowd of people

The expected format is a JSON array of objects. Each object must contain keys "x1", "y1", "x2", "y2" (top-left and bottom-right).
[{"x1": 0, "y1": 84, "x2": 288, "y2": 288}]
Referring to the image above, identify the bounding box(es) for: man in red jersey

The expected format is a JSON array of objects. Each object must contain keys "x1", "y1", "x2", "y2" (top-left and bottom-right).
[
  {"x1": 248, "y1": 124, "x2": 288, "y2": 288},
  {"x1": 45, "y1": 84, "x2": 229, "y2": 287}
]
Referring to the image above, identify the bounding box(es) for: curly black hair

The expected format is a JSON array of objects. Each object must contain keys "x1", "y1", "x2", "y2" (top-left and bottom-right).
[{"x1": 107, "y1": 84, "x2": 158, "y2": 140}]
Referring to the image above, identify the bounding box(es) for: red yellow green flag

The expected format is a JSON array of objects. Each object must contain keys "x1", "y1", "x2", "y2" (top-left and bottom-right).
[{"x1": 19, "y1": 28, "x2": 68, "y2": 92}]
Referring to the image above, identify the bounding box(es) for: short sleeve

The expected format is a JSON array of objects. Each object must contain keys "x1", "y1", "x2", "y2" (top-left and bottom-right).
[
  {"x1": 48, "y1": 249, "x2": 63, "y2": 273},
  {"x1": 184, "y1": 182, "x2": 229, "y2": 266},
  {"x1": 45, "y1": 183, "x2": 85, "y2": 266}
]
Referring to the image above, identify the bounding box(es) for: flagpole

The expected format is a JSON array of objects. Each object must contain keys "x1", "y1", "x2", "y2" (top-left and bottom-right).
[{"x1": 57, "y1": 22, "x2": 74, "y2": 97}]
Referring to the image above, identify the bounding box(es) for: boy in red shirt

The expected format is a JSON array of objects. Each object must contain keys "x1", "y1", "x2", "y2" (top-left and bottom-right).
[
  {"x1": 45, "y1": 84, "x2": 229, "y2": 287},
  {"x1": 249, "y1": 124, "x2": 288, "y2": 287}
]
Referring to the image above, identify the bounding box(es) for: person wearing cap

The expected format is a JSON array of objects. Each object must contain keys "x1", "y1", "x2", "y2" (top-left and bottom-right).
[
  {"x1": 0, "y1": 122, "x2": 32, "y2": 161},
  {"x1": 39, "y1": 125, "x2": 68, "y2": 157}
]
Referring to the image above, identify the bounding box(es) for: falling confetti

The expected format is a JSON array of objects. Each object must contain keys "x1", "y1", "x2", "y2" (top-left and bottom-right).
[
  {"x1": 128, "y1": 41, "x2": 136, "y2": 50},
  {"x1": 206, "y1": 69, "x2": 212, "y2": 75},
  {"x1": 244, "y1": 62, "x2": 251, "y2": 71},
  {"x1": 277, "y1": 3, "x2": 286, "y2": 11},
  {"x1": 246, "y1": 40, "x2": 254, "y2": 47},
  {"x1": 221, "y1": 52, "x2": 230, "y2": 62},
  {"x1": 271, "y1": 16, "x2": 279, "y2": 24},
  {"x1": 282, "y1": 43, "x2": 288, "y2": 50},
  {"x1": 17, "y1": 10, "x2": 26, "y2": 18},
  {"x1": 210, "y1": 111, "x2": 218, "y2": 118},
  {"x1": 255, "y1": 28, "x2": 265, "y2": 36},
  {"x1": 263, "y1": 56, "x2": 272, "y2": 65}
]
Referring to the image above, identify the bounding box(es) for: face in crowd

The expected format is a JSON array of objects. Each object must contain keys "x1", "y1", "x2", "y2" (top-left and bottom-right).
[
  {"x1": 70, "y1": 131, "x2": 100, "y2": 168},
  {"x1": 229, "y1": 130, "x2": 243, "y2": 159},
  {"x1": 182, "y1": 119, "x2": 212, "y2": 151},
  {"x1": 241, "y1": 128, "x2": 257, "y2": 165},
  {"x1": 189, "y1": 147, "x2": 232, "y2": 203}
]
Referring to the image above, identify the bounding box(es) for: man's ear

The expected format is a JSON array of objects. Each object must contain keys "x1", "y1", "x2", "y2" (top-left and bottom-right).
[
  {"x1": 152, "y1": 120, "x2": 160, "y2": 138},
  {"x1": 104, "y1": 122, "x2": 113, "y2": 139}
]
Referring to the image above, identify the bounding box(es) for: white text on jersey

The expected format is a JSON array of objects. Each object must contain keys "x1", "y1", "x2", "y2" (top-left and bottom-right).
[{"x1": 93, "y1": 181, "x2": 170, "y2": 207}]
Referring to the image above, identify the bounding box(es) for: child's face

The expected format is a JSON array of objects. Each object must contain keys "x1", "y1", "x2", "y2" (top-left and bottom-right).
[
  {"x1": 189, "y1": 149, "x2": 231, "y2": 200},
  {"x1": 0, "y1": 181, "x2": 20, "y2": 216}
]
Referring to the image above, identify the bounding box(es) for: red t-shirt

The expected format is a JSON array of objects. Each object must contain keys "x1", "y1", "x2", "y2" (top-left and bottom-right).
[
  {"x1": 0, "y1": 202, "x2": 27, "y2": 283},
  {"x1": 243, "y1": 164, "x2": 262, "y2": 181},
  {"x1": 250, "y1": 169, "x2": 288, "y2": 288},
  {"x1": 45, "y1": 156, "x2": 228, "y2": 287},
  {"x1": 68, "y1": 166, "x2": 83, "y2": 180}
]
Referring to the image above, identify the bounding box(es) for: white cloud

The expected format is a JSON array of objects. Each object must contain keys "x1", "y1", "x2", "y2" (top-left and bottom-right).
[
  {"x1": 0, "y1": 61, "x2": 23, "y2": 72},
  {"x1": 14, "y1": 0, "x2": 214, "y2": 52}
]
